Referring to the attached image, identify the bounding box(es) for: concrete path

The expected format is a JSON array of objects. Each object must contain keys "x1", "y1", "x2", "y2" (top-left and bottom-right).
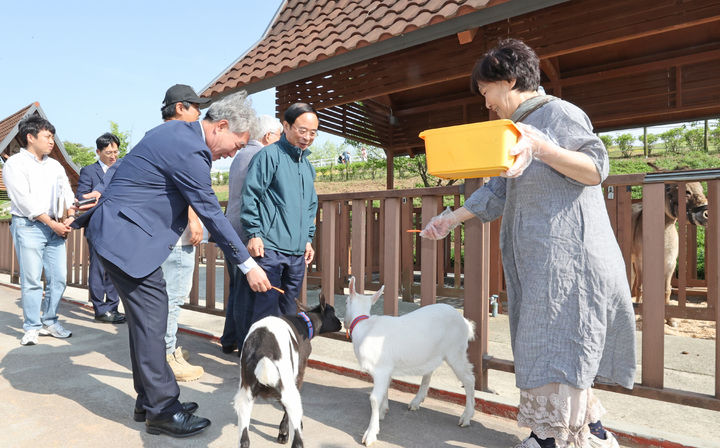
[{"x1": 1, "y1": 278, "x2": 718, "y2": 447}]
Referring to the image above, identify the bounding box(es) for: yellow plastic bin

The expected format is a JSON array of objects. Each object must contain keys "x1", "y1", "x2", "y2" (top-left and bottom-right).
[{"x1": 419, "y1": 119, "x2": 520, "y2": 179}]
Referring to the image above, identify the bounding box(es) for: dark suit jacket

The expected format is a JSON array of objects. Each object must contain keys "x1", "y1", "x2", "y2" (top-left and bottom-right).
[
  {"x1": 75, "y1": 120, "x2": 251, "y2": 278},
  {"x1": 76, "y1": 161, "x2": 106, "y2": 198}
]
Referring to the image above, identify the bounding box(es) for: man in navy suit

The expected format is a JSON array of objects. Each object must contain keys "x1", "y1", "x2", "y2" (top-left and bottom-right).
[
  {"x1": 76, "y1": 133, "x2": 125, "y2": 323},
  {"x1": 75, "y1": 90, "x2": 271, "y2": 438}
]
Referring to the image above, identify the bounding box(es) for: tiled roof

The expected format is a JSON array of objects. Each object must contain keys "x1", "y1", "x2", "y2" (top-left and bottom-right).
[
  {"x1": 0, "y1": 103, "x2": 80, "y2": 190},
  {"x1": 203, "y1": 0, "x2": 492, "y2": 97},
  {"x1": 0, "y1": 103, "x2": 34, "y2": 145}
]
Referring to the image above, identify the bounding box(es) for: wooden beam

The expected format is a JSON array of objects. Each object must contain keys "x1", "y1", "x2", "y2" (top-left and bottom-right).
[
  {"x1": 383, "y1": 198, "x2": 401, "y2": 316},
  {"x1": 560, "y1": 48, "x2": 720, "y2": 88},
  {"x1": 321, "y1": 201, "x2": 336, "y2": 306},
  {"x1": 641, "y1": 183, "x2": 665, "y2": 389},
  {"x1": 457, "y1": 28, "x2": 479, "y2": 45}
]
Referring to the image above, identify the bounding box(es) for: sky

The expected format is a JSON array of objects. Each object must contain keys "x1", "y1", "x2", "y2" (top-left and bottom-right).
[{"x1": 0, "y1": 0, "x2": 325, "y2": 170}]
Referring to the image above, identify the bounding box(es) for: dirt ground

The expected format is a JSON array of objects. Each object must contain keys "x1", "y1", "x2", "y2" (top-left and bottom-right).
[{"x1": 634, "y1": 297, "x2": 716, "y2": 340}]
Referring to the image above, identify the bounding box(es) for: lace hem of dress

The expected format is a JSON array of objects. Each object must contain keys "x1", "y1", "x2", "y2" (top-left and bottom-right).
[{"x1": 517, "y1": 388, "x2": 606, "y2": 448}]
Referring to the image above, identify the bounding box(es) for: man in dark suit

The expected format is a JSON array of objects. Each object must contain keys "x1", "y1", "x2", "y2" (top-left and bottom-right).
[
  {"x1": 76, "y1": 133, "x2": 125, "y2": 323},
  {"x1": 74, "y1": 90, "x2": 271, "y2": 438}
]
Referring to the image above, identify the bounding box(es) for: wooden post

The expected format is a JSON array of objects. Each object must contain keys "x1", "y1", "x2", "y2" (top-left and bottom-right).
[
  {"x1": 463, "y1": 178, "x2": 490, "y2": 391},
  {"x1": 351, "y1": 199, "x2": 366, "y2": 294},
  {"x1": 641, "y1": 182, "x2": 665, "y2": 389},
  {"x1": 386, "y1": 156, "x2": 394, "y2": 190},
  {"x1": 189, "y1": 246, "x2": 200, "y2": 306},
  {"x1": 420, "y1": 195, "x2": 439, "y2": 307},
  {"x1": 321, "y1": 201, "x2": 336, "y2": 306},
  {"x1": 383, "y1": 197, "x2": 400, "y2": 316},
  {"x1": 401, "y1": 196, "x2": 414, "y2": 302},
  {"x1": 205, "y1": 244, "x2": 217, "y2": 310},
  {"x1": 705, "y1": 180, "x2": 720, "y2": 398}
]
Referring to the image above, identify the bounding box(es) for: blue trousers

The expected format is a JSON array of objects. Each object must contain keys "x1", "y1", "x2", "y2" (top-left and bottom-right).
[
  {"x1": 87, "y1": 241, "x2": 119, "y2": 315},
  {"x1": 222, "y1": 249, "x2": 305, "y2": 349},
  {"x1": 100, "y1": 256, "x2": 182, "y2": 420}
]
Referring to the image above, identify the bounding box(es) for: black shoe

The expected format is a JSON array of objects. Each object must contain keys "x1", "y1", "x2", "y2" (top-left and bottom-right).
[
  {"x1": 221, "y1": 343, "x2": 237, "y2": 354},
  {"x1": 134, "y1": 401, "x2": 198, "y2": 422},
  {"x1": 145, "y1": 410, "x2": 210, "y2": 437},
  {"x1": 95, "y1": 311, "x2": 126, "y2": 324}
]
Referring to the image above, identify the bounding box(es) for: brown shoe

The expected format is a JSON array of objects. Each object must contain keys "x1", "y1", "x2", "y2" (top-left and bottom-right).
[{"x1": 167, "y1": 350, "x2": 203, "y2": 382}]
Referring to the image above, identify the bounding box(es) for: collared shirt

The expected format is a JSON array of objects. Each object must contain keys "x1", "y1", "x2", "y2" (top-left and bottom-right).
[
  {"x1": 3, "y1": 149, "x2": 74, "y2": 220},
  {"x1": 99, "y1": 159, "x2": 111, "y2": 173},
  {"x1": 174, "y1": 120, "x2": 258, "y2": 274}
]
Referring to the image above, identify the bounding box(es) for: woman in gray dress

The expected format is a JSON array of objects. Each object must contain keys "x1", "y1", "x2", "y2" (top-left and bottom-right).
[{"x1": 421, "y1": 39, "x2": 636, "y2": 448}]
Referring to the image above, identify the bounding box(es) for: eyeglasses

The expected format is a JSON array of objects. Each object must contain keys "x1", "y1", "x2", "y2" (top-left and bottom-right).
[
  {"x1": 101, "y1": 150, "x2": 119, "y2": 156},
  {"x1": 292, "y1": 125, "x2": 319, "y2": 138}
]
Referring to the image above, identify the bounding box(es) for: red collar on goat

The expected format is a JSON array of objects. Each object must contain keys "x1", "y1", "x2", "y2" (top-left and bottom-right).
[
  {"x1": 347, "y1": 315, "x2": 370, "y2": 339},
  {"x1": 298, "y1": 312, "x2": 314, "y2": 339}
]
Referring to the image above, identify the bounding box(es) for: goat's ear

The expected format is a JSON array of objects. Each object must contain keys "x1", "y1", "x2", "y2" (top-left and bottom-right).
[
  {"x1": 348, "y1": 276, "x2": 356, "y2": 295},
  {"x1": 295, "y1": 298, "x2": 309, "y2": 313},
  {"x1": 371, "y1": 285, "x2": 384, "y2": 305},
  {"x1": 318, "y1": 292, "x2": 326, "y2": 312}
]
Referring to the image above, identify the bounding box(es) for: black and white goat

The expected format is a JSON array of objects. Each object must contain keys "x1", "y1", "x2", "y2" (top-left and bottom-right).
[
  {"x1": 344, "y1": 277, "x2": 476, "y2": 446},
  {"x1": 235, "y1": 296, "x2": 342, "y2": 448}
]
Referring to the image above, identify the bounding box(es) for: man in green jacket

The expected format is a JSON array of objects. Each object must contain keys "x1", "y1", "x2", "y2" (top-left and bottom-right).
[{"x1": 239, "y1": 103, "x2": 319, "y2": 327}]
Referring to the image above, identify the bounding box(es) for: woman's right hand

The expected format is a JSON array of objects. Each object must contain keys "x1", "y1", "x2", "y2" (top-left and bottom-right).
[{"x1": 420, "y1": 207, "x2": 461, "y2": 240}]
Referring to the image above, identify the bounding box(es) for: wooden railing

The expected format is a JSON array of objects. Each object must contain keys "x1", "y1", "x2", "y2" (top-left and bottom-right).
[{"x1": 0, "y1": 171, "x2": 718, "y2": 411}]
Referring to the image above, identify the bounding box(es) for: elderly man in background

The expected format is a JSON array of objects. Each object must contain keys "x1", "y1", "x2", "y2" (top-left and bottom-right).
[
  {"x1": 239, "y1": 103, "x2": 319, "y2": 335},
  {"x1": 220, "y1": 114, "x2": 283, "y2": 355},
  {"x1": 74, "y1": 90, "x2": 271, "y2": 438},
  {"x1": 76, "y1": 132, "x2": 125, "y2": 324}
]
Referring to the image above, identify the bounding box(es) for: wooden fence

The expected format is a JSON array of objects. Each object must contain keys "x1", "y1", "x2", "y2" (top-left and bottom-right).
[{"x1": 0, "y1": 172, "x2": 718, "y2": 411}]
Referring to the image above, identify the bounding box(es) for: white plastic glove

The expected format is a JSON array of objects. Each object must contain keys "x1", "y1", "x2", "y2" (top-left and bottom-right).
[
  {"x1": 501, "y1": 122, "x2": 551, "y2": 178},
  {"x1": 420, "y1": 207, "x2": 460, "y2": 240}
]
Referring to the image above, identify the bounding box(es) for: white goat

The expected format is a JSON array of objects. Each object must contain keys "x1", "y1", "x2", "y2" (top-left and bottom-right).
[{"x1": 344, "y1": 276, "x2": 476, "y2": 446}]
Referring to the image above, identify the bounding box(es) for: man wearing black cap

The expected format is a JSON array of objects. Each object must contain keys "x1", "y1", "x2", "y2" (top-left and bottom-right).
[
  {"x1": 161, "y1": 84, "x2": 211, "y2": 121},
  {"x1": 159, "y1": 84, "x2": 210, "y2": 382}
]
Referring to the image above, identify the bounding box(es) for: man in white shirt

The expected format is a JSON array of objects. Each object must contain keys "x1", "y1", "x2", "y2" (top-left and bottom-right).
[
  {"x1": 3, "y1": 115, "x2": 75, "y2": 345},
  {"x1": 76, "y1": 133, "x2": 125, "y2": 324}
]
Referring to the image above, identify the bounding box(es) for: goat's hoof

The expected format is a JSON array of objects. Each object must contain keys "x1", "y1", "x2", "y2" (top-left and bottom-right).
[
  {"x1": 408, "y1": 401, "x2": 421, "y2": 411},
  {"x1": 277, "y1": 432, "x2": 289, "y2": 444},
  {"x1": 458, "y1": 413, "x2": 472, "y2": 427},
  {"x1": 362, "y1": 429, "x2": 378, "y2": 446}
]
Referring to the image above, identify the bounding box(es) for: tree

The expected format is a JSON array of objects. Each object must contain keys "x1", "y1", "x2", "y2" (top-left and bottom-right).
[
  {"x1": 599, "y1": 135, "x2": 614, "y2": 152},
  {"x1": 642, "y1": 133, "x2": 659, "y2": 157},
  {"x1": 63, "y1": 141, "x2": 96, "y2": 167},
  {"x1": 710, "y1": 120, "x2": 720, "y2": 150},
  {"x1": 660, "y1": 128, "x2": 684, "y2": 153},
  {"x1": 615, "y1": 133, "x2": 635, "y2": 158},
  {"x1": 683, "y1": 123, "x2": 705, "y2": 152},
  {"x1": 109, "y1": 121, "x2": 131, "y2": 157}
]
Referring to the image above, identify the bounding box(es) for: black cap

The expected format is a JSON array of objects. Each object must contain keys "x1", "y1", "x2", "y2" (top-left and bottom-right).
[{"x1": 162, "y1": 84, "x2": 211, "y2": 109}]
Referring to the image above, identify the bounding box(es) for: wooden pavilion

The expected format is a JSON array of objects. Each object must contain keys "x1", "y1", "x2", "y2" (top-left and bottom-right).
[
  {"x1": 202, "y1": 0, "x2": 720, "y2": 188},
  {"x1": 0, "y1": 102, "x2": 81, "y2": 191}
]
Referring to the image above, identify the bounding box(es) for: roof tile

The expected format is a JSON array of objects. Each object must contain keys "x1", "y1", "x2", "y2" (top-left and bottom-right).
[{"x1": 203, "y1": 0, "x2": 492, "y2": 96}]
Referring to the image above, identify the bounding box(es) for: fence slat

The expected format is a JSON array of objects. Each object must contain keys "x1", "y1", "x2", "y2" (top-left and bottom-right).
[
  {"x1": 642, "y1": 182, "x2": 666, "y2": 389},
  {"x1": 383, "y1": 198, "x2": 400, "y2": 316}
]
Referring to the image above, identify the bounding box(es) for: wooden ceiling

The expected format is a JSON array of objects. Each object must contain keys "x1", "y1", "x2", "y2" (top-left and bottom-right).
[{"x1": 275, "y1": 0, "x2": 720, "y2": 158}]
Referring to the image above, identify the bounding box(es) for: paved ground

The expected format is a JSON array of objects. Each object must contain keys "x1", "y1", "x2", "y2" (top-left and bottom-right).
[{"x1": 1, "y1": 278, "x2": 718, "y2": 447}]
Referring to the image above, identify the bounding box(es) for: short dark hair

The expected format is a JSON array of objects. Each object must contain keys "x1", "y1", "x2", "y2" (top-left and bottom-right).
[
  {"x1": 17, "y1": 115, "x2": 55, "y2": 148},
  {"x1": 96, "y1": 132, "x2": 120, "y2": 151},
  {"x1": 470, "y1": 38, "x2": 540, "y2": 94},
  {"x1": 161, "y1": 101, "x2": 192, "y2": 120},
  {"x1": 283, "y1": 103, "x2": 317, "y2": 125}
]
